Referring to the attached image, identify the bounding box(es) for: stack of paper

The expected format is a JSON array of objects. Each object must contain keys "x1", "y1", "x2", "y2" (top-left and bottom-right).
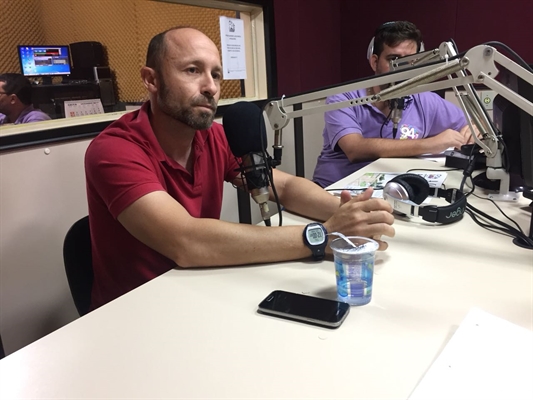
[{"x1": 409, "y1": 308, "x2": 533, "y2": 400}]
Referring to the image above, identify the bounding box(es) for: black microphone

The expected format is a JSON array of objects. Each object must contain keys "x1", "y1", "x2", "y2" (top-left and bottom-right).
[
  {"x1": 223, "y1": 101, "x2": 271, "y2": 222},
  {"x1": 390, "y1": 97, "x2": 406, "y2": 139}
]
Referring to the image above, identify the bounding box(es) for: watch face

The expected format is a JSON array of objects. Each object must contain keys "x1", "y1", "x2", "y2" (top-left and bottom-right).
[{"x1": 307, "y1": 226, "x2": 325, "y2": 245}]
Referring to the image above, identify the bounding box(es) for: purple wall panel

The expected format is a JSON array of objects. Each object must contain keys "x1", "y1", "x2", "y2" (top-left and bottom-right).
[
  {"x1": 272, "y1": 0, "x2": 531, "y2": 97},
  {"x1": 338, "y1": 0, "x2": 532, "y2": 81},
  {"x1": 272, "y1": 0, "x2": 303, "y2": 96},
  {"x1": 454, "y1": 0, "x2": 533, "y2": 62},
  {"x1": 273, "y1": 0, "x2": 341, "y2": 96},
  {"x1": 339, "y1": 0, "x2": 459, "y2": 81}
]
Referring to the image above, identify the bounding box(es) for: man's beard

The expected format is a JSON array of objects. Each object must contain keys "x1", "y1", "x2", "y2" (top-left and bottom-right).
[
  {"x1": 374, "y1": 63, "x2": 392, "y2": 91},
  {"x1": 157, "y1": 77, "x2": 217, "y2": 130}
]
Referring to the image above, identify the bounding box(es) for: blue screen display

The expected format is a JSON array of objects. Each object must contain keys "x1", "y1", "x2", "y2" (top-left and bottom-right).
[{"x1": 18, "y1": 45, "x2": 71, "y2": 77}]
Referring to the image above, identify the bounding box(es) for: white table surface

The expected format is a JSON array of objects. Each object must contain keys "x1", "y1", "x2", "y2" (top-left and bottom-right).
[{"x1": 1, "y1": 158, "x2": 532, "y2": 399}]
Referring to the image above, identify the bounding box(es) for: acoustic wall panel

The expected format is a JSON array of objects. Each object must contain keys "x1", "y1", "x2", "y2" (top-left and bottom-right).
[
  {"x1": 1, "y1": 0, "x2": 241, "y2": 103},
  {"x1": 0, "y1": 0, "x2": 45, "y2": 75}
]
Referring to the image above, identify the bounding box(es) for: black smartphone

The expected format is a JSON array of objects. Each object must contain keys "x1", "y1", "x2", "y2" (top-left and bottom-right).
[{"x1": 257, "y1": 290, "x2": 350, "y2": 329}]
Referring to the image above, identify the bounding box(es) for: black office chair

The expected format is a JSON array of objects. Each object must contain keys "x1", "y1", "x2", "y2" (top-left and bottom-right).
[
  {"x1": 63, "y1": 216, "x2": 93, "y2": 316},
  {"x1": 0, "y1": 333, "x2": 5, "y2": 359}
]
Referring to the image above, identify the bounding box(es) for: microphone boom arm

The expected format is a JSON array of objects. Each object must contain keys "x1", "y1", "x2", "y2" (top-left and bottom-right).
[
  {"x1": 264, "y1": 43, "x2": 532, "y2": 147},
  {"x1": 263, "y1": 42, "x2": 533, "y2": 201}
]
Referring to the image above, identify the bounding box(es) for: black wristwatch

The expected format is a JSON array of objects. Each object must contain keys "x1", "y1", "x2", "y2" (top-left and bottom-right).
[{"x1": 302, "y1": 223, "x2": 328, "y2": 261}]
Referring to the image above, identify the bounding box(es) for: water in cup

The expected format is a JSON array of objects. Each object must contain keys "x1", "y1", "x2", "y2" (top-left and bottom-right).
[{"x1": 330, "y1": 236, "x2": 379, "y2": 306}]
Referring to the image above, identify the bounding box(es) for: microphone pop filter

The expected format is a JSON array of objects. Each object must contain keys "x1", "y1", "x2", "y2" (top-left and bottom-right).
[{"x1": 223, "y1": 101, "x2": 267, "y2": 157}]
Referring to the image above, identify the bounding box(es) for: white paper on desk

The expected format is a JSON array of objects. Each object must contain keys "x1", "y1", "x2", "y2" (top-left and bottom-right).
[
  {"x1": 329, "y1": 172, "x2": 447, "y2": 199},
  {"x1": 409, "y1": 308, "x2": 533, "y2": 400}
]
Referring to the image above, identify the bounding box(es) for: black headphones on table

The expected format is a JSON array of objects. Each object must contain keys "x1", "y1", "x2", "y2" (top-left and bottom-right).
[{"x1": 383, "y1": 174, "x2": 466, "y2": 224}]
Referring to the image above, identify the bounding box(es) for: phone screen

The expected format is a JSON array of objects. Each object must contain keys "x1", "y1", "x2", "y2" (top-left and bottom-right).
[{"x1": 258, "y1": 290, "x2": 350, "y2": 328}]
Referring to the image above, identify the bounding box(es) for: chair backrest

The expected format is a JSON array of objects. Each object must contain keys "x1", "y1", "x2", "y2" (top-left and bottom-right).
[
  {"x1": 63, "y1": 216, "x2": 93, "y2": 316},
  {"x1": 0, "y1": 333, "x2": 5, "y2": 359}
]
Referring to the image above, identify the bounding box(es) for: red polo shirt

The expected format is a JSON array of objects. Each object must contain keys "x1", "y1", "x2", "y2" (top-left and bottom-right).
[{"x1": 85, "y1": 102, "x2": 240, "y2": 309}]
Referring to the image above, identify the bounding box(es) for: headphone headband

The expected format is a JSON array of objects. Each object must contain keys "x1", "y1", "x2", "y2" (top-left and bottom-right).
[{"x1": 419, "y1": 188, "x2": 466, "y2": 224}]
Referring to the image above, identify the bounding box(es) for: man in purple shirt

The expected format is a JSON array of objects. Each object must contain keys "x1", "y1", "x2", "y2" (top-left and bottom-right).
[
  {"x1": 313, "y1": 21, "x2": 473, "y2": 188},
  {"x1": 0, "y1": 73, "x2": 51, "y2": 125}
]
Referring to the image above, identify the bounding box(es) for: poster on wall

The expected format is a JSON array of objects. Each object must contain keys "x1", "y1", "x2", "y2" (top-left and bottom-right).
[{"x1": 219, "y1": 16, "x2": 247, "y2": 80}]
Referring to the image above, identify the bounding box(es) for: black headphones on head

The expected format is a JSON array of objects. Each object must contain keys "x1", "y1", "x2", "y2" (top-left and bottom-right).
[{"x1": 383, "y1": 174, "x2": 466, "y2": 224}]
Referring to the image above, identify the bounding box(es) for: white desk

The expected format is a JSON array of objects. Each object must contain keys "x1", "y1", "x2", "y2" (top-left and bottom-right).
[{"x1": 1, "y1": 158, "x2": 532, "y2": 399}]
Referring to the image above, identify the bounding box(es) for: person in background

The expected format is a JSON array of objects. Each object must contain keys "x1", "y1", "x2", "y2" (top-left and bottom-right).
[
  {"x1": 85, "y1": 26, "x2": 396, "y2": 309},
  {"x1": 0, "y1": 73, "x2": 51, "y2": 125},
  {"x1": 313, "y1": 21, "x2": 474, "y2": 188}
]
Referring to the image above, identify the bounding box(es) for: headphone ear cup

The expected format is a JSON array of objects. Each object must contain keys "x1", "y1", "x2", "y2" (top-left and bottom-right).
[
  {"x1": 387, "y1": 177, "x2": 415, "y2": 202},
  {"x1": 390, "y1": 174, "x2": 430, "y2": 204},
  {"x1": 367, "y1": 37, "x2": 375, "y2": 61}
]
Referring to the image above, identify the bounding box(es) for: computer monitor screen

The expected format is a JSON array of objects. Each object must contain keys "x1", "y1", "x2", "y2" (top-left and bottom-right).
[
  {"x1": 493, "y1": 72, "x2": 533, "y2": 190},
  {"x1": 18, "y1": 45, "x2": 71, "y2": 77}
]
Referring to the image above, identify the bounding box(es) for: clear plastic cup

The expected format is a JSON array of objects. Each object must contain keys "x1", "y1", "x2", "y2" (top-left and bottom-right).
[{"x1": 330, "y1": 236, "x2": 379, "y2": 306}]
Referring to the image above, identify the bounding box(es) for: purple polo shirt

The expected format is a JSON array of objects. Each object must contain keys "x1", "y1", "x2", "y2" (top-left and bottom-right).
[
  {"x1": 312, "y1": 89, "x2": 467, "y2": 187},
  {"x1": 0, "y1": 105, "x2": 51, "y2": 125}
]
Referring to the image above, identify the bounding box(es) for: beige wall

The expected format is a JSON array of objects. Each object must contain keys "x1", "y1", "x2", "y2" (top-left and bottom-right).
[{"x1": 0, "y1": 0, "x2": 241, "y2": 102}]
